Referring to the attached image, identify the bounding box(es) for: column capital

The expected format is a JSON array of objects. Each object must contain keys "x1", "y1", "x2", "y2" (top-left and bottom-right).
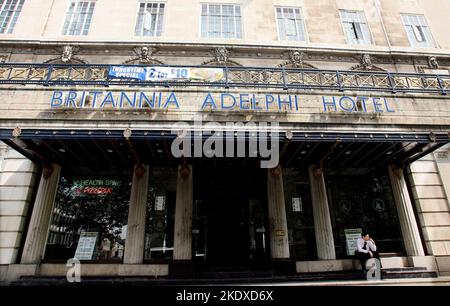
[
  {"x1": 269, "y1": 165, "x2": 282, "y2": 178},
  {"x1": 134, "y1": 164, "x2": 147, "y2": 179},
  {"x1": 179, "y1": 163, "x2": 191, "y2": 179},
  {"x1": 389, "y1": 164, "x2": 404, "y2": 179},
  {"x1": 42, "y1": 163, "x2": 60, "y2": 179},
  {"x1": 309, "y1": 164, "x2": 324, "y2": 178}
]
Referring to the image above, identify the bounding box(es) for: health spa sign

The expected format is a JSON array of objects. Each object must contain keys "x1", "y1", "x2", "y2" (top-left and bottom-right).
[{"x1": 50, "y1": 90, "x2": 396, "y2": 114}]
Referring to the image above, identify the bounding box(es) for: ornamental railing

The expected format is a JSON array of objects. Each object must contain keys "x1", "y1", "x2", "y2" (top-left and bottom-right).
[{"x1": 0, "y1": 63, "x2": 448, "y2": 95}]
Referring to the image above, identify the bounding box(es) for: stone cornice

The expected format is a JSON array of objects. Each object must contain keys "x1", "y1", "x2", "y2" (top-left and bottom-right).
[{"x1": 0, "y1": 39, "x2": 449, "y2": 60}]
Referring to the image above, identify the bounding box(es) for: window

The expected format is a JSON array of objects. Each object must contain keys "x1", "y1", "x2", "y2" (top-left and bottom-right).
[
  {"x1": 44, "y1": 169, "x2": 132, "y2": 261},
  {"x1": 283, "y1": 168, "x2": 316, "y2": 260},
  {"x1": 144, "y1": 167, "x2": 177, "y2": 260},
  {"x1": 62, "y1": 1, "x2": 95, "y2": 36},
  {"x1": 326, "y1": 168, "x2": 404, "y2": 258},
  {"x1": 0, "y1": 0, "x2": 25, "y2": 34},
  {"x1": 340, "y1": 10, "x2": 372, "y2": 45},
  {"x1": 135, "y1": 2, "x2": 165, "y2": 36},
  {"x1": 402, "y1": 14, "x2": 434, "y2": 48},
  {"x1": 201, "y1": 3, "x2": 242, "y2": 39},
  {"x1": 276, "y1": 7, "x2": 307, "y2": 41}
]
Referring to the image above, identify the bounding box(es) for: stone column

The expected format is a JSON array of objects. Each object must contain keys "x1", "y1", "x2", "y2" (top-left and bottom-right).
[
  {"x1": 21, "y1": 163, "x2": 61, "y2": 264},
  {"x1": 267, "y1": 166, "x2": 290, "y2": 259},
  {"x1": 308, "y1": 165, "x2": 336, "y2": 260},
  {"x1": 173, "y1": 164, "x2": 193, "y2": 260},
  {"x1": 123, "y1": 164, "x2": 149, "y2": 264},
  {"x1": 388, "y1": 165, "x2": 425, "y2": 256}
]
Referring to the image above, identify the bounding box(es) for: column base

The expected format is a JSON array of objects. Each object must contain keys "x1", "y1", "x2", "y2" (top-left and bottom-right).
[
  {"x1": 408, "y1": 256, "x2": 438, "y2": 271},
  {"x1": 3, "y1": 264, "x2": 38, "y2": 284},
  {"x1": 436, "y1": 256, "x2": 450, "y2": 276}
]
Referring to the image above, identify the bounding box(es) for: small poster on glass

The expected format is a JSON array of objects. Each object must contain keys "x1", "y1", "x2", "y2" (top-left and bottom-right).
[
  {"x1": 292, "y1": 197, "x2": 302, "y2": 212},
  {"x1": 344, "y1": 228, "x2": 362, "y2": 256},
  {"x1": 74, "y1": 232, "x2": 98, "y2": 260},
  {"x1": 155, "y1": 195, "x2": 166, "y2": 211}
]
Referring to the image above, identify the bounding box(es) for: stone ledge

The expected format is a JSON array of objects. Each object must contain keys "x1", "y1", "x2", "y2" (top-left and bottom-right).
[
  {"x1": 39, "y1": 263, "x2": 169, "y2": 277},
  {"x1": 0, "y1": 263, "x2": 169, "y2": 284},
  {"x1": 296, "y1": 257, "x2": 411, "y2": 273},
  {"x1": 296, "y1": 260, "x2": 356, "y2": 273}
]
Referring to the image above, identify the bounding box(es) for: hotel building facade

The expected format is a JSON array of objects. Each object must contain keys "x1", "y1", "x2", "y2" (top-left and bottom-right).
[{"x1": 0, "y1": 0, "x2": 450, "y2": 283}]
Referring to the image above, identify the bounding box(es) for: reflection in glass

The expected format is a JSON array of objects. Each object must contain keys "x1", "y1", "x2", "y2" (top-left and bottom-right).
[
  {"x1": 283, "y1": 168, "x2": 317, "y2": 260},
  {"x1": 144, "y1": 167, "x2": 176, "y2": 260},
  {"x1": 45, "y1": 171, "x2": 131, "y2": 261},
  {"x1": 326, "y1": 168, "x2": 404, "y2": 258}
]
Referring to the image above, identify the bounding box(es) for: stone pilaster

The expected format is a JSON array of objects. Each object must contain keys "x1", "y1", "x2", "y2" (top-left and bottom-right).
[
  {"x1": 173, "y1": 164, "x2": 193, "y2": 260},
  {"x1": 267, "y1": 166, "x2": 290, "y2": 259},
  {"x1": 21, "y1": 163, "x2": 61, "y2": 264},
  {"x1": 123, "y1": 164, "x2": 149, "y2": 264},
  {"x1": 308, "y1": 165, "x2": 336, "y2": 260},
  {"x1": 388, "y1": 164, "x2": 425, "y2": 256}
]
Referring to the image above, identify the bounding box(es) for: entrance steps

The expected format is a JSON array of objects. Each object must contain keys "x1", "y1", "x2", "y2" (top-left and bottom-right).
[
  {"x1": 8, "y1": 267, "x2": 437, "y2": 286},
  {"x1": 382, "y1": 267, "x2": 438, "y2": 279}
]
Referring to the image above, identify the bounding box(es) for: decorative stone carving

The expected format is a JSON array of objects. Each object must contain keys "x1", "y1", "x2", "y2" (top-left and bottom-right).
[
  {"x1": 44, "y1": 45, "x2": 86, "y2": 64},
  {"x1": 428, "y1": 56, "x2": 439, "y2": 69},
  {"x1": 61, "y1": 45, "x2": 75, "y2": 63},
  {"x1": 12, "y1": 126, "x2": 21, "y2": 137},
  {"x1": 213, "y1": 47, "x2": 230, "y2": 64},
  {"x1": 351, "y1": 54, "x2": 386, "y2": 71},
  {"x1": 361, "y1": 53, "x2": 372, "y2": 67},
  {"x1": 124, "y1": 46, "x2": 163, "y2": 64},
  {"x1": 0, "y1": 55, "x2": 8, "y2": 63},
  {"x1": 134, "y1": 46, "x2": 156, "y2": 63},
  {"x1": 417, "y1": 56, "x2": 449, "y2": 73},
  {"x1": 279, "y1": 50, "x2": 317, "y2": 69},
  {"x1": 123, "y1": 128, "x2": 132, "y2": 139},
  {"x1": 202, "y1": 47, "x2": 241, "y2": 66},
  {"x1": 288, "y1": 50, "x2": 305, "y2": 66}
]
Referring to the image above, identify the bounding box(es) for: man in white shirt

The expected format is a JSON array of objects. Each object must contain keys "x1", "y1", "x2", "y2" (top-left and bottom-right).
[{"x1": 355, "y1": 232, "x2": 381, "y2": 273}]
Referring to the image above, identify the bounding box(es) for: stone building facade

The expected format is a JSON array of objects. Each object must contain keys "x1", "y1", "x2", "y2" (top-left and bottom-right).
[{"x1": 0, "y1": 0, "x2": 450, "y2": 283}]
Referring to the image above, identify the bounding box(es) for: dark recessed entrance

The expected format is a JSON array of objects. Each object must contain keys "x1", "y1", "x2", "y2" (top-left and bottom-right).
[{"x1": 193, "y1": 158, "x2": 270, "y2": 272}]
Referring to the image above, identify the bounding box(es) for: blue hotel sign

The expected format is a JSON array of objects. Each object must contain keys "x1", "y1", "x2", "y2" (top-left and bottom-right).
[{"x1": 50, "y1": 90, "x2": 396, "y2": 113}]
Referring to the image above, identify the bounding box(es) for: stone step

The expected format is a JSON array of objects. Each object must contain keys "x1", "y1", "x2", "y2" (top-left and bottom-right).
[
  {"x1": 381, "y1": 267, "x2": 438, "y2": 279},
  {"x1": 10, "y1": 267, "x2": 438, "y2": 286},
  {"x1": 382, "y1": 267, "x2": 427, "y2": 272}
]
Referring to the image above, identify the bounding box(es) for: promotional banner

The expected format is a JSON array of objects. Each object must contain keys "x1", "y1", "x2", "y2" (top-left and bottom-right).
[{"x1": 108, "y1": 66, "x2": 224, "y2": 82}]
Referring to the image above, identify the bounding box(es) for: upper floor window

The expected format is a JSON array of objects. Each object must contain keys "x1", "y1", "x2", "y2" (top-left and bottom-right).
[
  {"x1": 0, "y1": 0, "x2": 25, "y2": 34},
  {"x1": 135, "y1": 2, "x2": 165, "y2": 36},
  {"x1": 340, "y1": 10, "x2": 372, "y2": 45},
  {"x1": 402, "y1": 14, "x2": 434, "y2": 48},
  {"x1": 62, "y1": 1, "x2": 95, "y2": 36},
  {"x1": 276, "y1": 7, "x2": 306, "y2": 41},
  {"x1": 201, "y1": 3, "x2": 242, "y2": 39}
]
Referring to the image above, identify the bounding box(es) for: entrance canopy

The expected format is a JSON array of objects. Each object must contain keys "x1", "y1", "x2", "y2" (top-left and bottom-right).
[{"x1": 0, "y1": 128, "x2": 448, "y2": 169}]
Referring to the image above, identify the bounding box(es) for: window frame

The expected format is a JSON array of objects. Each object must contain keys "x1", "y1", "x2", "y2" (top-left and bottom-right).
[
  {"x1": 0, "y1": 0, "x2": 25, "y2": 34},
  {"x1": 339, "y1": 9, "x2": 373, "y2": 46},
  {"x1": 401, "y1": 13, "x2": 435, "y2": 48},
  {"x1": 61, "y1": 0, "x2": 96, "y2": 36},
  {"x1": 134, "y1": 1, "x2": 166, "y2": 37},
  {"x1": 274, "y1": 6, "x2": 308, "y2": 42},
  {"x1": 200, "y1": 2, "x2": 243, "y2": 39}
]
